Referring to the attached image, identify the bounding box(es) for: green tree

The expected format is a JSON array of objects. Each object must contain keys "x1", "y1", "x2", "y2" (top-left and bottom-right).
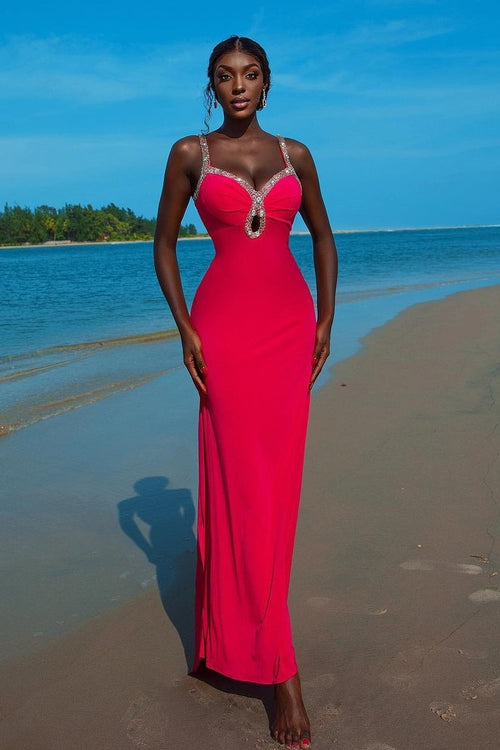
[{"x1": 0, "y1": 202, "x2": 199, "y2": 245}]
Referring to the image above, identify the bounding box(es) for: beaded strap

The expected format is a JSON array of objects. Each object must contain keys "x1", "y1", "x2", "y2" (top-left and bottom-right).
[
  {"x1": 277, "y1": 135, "x2": 292, "y2": 167},
  {"x1": 193, "y1": 134, "x2": 210, "y2": 201},
  {"x1": 199, "y1": 133, "x2": 210, "y2": 165}
]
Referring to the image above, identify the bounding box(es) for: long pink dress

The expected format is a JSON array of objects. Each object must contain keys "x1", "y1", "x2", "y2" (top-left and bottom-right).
[{"x1": 190, "y1": 134, "x2": 316, "y2": 684}]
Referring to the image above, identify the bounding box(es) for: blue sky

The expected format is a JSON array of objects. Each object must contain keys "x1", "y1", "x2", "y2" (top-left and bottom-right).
[{"x1": 1, "y1": 0, "x2": 498, "y2": 229}]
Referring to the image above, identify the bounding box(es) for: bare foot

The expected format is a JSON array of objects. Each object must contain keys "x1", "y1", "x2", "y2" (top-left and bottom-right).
[{"x1": 271, "y1": 671, "x2": 311, "y2": 749}]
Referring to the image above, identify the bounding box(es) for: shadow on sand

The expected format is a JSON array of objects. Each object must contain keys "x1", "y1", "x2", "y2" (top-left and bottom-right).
[
  {"x1": 118, "y1": 475, "x2": 196, "y2": 667},
  {"x1": 118, "y1": 475, "x2": 274, "y2": 725}
]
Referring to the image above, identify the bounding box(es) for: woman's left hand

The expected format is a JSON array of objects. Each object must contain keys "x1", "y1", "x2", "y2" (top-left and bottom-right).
[{"x1": 309, "y1": 320, "x2": 331, "y2": 391}]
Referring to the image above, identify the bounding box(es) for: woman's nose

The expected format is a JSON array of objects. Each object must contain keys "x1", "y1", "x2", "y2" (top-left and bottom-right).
[{"x1": 232, "y1": 76, "x2": 245, "y2": 93}]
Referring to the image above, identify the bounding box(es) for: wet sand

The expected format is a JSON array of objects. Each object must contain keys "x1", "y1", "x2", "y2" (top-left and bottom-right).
[{"x1": 1, "y1": 285, "x2": 499, "y2": 749}]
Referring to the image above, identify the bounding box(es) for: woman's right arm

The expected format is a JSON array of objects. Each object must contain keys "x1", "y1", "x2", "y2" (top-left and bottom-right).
[{"x1": 154, "y1": 137, "x2": 208, "y2": 394}]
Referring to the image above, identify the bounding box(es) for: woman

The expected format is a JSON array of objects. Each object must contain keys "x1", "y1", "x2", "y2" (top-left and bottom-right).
[{"x1": 154, "y1": 36, "x2": 337, "y2": 749}]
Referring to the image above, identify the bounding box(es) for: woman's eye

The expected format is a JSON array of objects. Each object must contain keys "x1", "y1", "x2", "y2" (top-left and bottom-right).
[
  {"x1": 218, "y1": 73, "x2": 231, "y2": 81},
  {"x1": 247, "y1": 72, "x2": 259, "y2": 79}
]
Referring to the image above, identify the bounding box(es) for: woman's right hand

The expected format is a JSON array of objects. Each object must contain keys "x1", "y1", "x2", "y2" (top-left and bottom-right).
[{"x1": 181, "y1": 328, "x2": 207, "y2": 395}]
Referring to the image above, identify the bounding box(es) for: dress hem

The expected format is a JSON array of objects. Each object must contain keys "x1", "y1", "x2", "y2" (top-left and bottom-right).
[{"x1": 189, "y1": 658, "x2": 299, "y2": 686}]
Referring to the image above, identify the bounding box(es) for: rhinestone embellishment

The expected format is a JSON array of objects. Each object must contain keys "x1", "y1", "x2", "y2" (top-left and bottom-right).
[{"x1": 194, "y1": 135, "x2": 299, "y2": 239}]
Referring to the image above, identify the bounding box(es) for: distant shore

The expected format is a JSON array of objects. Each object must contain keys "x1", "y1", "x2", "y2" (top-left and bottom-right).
[
  {"x1": 0, "y1": 236, "x2": 206, "y2": 250},
  {"x1": 1, "y1": 224, "x2": 499, "y2": 250}
]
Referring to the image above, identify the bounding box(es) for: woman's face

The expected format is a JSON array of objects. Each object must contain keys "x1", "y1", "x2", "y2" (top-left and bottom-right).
[{"x1": 213, "y1": 50, "x2": 265, "y2": 117}]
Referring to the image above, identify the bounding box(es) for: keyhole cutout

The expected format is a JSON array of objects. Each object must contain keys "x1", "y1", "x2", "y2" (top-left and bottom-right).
[{"x1": 251, "y1": 214, "x2": 261, "y2": 233}]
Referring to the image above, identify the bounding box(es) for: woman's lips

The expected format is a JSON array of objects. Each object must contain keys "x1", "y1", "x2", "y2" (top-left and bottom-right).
[{"x1": 231, "y1": 99, "x2": 250, "y2": 109}]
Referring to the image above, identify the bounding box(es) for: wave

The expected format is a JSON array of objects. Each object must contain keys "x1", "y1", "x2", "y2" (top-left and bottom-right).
[
  {"x1": 0, "y1": 328, "x2": 180, "y2": 368},
  {"x1": 0, "y1": 366, "x2": 181, "y2": 437},
  {"x1": 0, "y1": 358, "x2": 73, "y2": 383}
]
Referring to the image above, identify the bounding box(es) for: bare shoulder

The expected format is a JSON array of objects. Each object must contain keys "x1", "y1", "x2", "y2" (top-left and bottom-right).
[
  {"x1": 281, "y1": 137, "x2": 316, "y2": 175},
  {"x1": 171, "y1": 134, "x2": 200, "y2": 154},
  {"x1": 168, "y1": 135, "x2": 201, "y2": 170}
]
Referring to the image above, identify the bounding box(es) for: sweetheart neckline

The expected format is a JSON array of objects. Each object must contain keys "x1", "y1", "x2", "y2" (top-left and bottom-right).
[{"x1": 194, "y1": 166, "x2": 300, "y2": 203}]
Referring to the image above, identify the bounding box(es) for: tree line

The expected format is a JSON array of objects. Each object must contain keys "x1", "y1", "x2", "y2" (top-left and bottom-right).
[{"x1": 0, "y1": 203, "x2": 199, "y2": 245}]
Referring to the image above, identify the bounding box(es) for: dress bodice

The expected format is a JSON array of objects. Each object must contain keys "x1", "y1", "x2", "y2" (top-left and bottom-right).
[{"x1": 193, "y1": 134, "x2": 302, "y2": 244}]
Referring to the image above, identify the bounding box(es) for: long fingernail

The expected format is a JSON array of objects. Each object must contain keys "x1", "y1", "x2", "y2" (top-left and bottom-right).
[{"x1": 201, "y1": 365, "x2": 207, "y2": 376}]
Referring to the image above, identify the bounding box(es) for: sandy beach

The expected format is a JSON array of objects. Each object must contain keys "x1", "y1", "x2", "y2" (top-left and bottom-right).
[{"x1": 1, "y1": 284, "x2": 499, "y2": 749}]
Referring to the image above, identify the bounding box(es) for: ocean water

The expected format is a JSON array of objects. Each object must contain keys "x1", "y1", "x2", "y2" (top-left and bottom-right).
[{"x1": 1, "y1": 226, "x2": 500, "y2": 434}]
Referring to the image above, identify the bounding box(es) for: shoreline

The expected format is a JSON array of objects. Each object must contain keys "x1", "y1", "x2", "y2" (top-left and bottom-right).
[
  {"x1": 1, "y1": 223, "x2": 499, "y2": 250},
  {"x1": 1, "y1": 284, "x2": 499, "y2": 748}
]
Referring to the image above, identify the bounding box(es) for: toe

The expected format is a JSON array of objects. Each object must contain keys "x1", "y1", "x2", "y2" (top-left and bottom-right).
[{"x1": 300, "y1": 735, "x2": 311, "y2": 748}]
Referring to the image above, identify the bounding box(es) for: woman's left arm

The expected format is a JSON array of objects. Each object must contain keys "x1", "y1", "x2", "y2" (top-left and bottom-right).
[{"x1": 288, "y1": 140, "x2": 338, "y2": 389}]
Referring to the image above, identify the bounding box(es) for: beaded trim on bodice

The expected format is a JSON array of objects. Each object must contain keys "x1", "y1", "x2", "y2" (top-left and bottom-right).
[{"x1": 193, "y1": 134, "x2": 299, "y2": 239}]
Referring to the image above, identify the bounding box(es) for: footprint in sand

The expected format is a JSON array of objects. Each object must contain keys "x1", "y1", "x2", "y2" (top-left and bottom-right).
[
  {"x1": 455, "y1": 676, "x2": 500, "y2": 719},
  {"x1": 400, "y1": 559, "x2": 483, "y2": 574},
  {"x1": 124, "y1": 693, "x2": 167, "y2": 748},
  {"x1": 468, "y1": 589, "x2": 500, "y2": 603},
  {"x1": 429, "y1": 700, "x2": 456, "y2": 722}
]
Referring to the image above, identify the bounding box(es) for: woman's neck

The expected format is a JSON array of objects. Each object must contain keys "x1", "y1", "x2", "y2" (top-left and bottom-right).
[{"x1": 217, "y1": 115, "x2": 262, "y2": 139}]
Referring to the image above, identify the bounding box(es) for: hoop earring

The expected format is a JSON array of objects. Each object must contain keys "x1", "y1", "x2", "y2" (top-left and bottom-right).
[{"x1": 261, "y1": 88, "x2": 267, "y2": 108}]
